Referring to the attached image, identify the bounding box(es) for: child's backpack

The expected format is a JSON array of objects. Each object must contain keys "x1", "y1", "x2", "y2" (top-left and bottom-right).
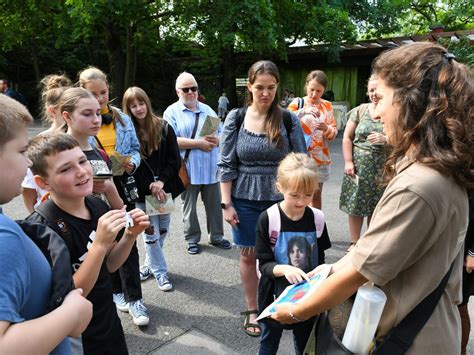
[{"x1": 267, "y1": 203, "x2": 325, "y2": 247}]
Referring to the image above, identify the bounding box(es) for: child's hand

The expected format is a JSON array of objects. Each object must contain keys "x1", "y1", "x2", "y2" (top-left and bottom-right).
[
  {"x1": 95, "y1": 208, "x2": 127, "y2": 248},
  {"x1": 63, "y1": 288, "x2": 93, "y2": 337},
  {"x1": 125, "y1": 208, "x2": 150, "y2": 237},
  {"x1": 281, "y1": 265, "x2": 310, "y2": 284},
  {"x1": 124, "y1": 162, "x2": 135, "y2": 174},
  {"x1": 308, "y1": 263, "x2": 332, "y2": 278},
  {"x1": 149, "y1": 180, "x2": 165, "y2": 201},
  {"x1": 92, "y1": 179, "x2": 107, "y2": 194}
]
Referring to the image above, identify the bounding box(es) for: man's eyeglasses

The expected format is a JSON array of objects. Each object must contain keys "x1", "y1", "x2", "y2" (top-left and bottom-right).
[{"x1": 180, "y1": 86, "x2": 198, "y2": 93}]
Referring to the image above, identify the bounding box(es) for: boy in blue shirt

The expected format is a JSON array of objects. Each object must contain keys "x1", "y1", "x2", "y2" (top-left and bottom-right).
[{"x1": 0, "y1": 95, "x2": 92, "y2": 354}]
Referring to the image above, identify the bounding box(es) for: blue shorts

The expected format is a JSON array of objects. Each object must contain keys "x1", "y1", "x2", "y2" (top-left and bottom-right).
[{"x1": 231, "y1": 197, "x2": 276, "y2": 248}]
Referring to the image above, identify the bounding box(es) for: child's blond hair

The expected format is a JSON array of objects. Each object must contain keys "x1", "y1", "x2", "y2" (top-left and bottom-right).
[
  {"x1": 0, "y1": 95, "x2": 33, "y2": 148},
  {"x1": 276, "y1": 153, "x2": 319, "y2": 194}
]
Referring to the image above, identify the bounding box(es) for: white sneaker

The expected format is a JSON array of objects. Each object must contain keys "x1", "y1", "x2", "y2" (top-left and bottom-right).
[
  {"x1": 140, "y1": 266, "x2": 153, "y2": 281},
  {"x1": 128, "y1": 300, "x2": 149, "y2": 326},
  {"x1": 157, "y1": 274, "x2": 173, "y2": 292},
  {"x1": 113, "y1": 293, "x2": 129, "y2": 312}
]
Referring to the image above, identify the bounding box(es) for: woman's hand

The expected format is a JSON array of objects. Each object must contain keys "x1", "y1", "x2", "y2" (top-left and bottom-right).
[
  {"x1": 316, "y1": 121, "x2": 328, "y2": 133},
  {"x1": 280, "y1": 265, "x2": 310, "y2": 284},
  {"x1": 149, "y1": 180, "x2": 164, "y2": 199},
  {"x1": 270, "y1": 303, "x2": 296, "y2": 324},
  {"x1": 344, "y1": 162, "x2": 355, "y2": 176},
  {"x1": 223, "y1": 206, "x2": 239, "y2": 227},
  {"x1": 465, "y1": 255, "x2": 474, "y2": 273},
  {"x1": 124, "y1": 162, "x2": 135, "y2": 174},
  {"x1": 367, "y1": 132, "x2": 386, "y2": 145}
]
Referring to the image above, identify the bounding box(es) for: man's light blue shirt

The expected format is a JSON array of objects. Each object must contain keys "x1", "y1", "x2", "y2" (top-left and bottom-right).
[{"x1": 164, "y1": 100, "x2": 222, "y2": 185}]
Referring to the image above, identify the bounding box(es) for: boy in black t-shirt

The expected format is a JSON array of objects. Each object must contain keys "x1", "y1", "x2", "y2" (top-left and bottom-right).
[
  {"x1": 25, "y1": 133, "x2": 150, "y2": 354},
  {"x1": 255, "y1": 153, "x2": 331, "y2": 355}
]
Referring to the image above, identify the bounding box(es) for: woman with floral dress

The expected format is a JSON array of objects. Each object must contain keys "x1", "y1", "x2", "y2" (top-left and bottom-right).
[{"x1": 339, "y1": 74, "x2": 387, "y2": 250}]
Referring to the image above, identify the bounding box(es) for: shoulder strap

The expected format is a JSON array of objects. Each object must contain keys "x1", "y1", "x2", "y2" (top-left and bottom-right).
[
  {"x1": 183, "y1": 113, "x2": 200, "y2": 161},
  {"x1": 235, "y1": 107, "x2": 247, "y2": 131},
  {"x1": 282, "y1": 110, "x2": 292, "y2": 135},
  {"x1": 35, "y1": 200, "x2": 74, "y2": 252},
  {"x1": 308, "y1": 207, "x2": 325, "y2": 238},
  {"x1": 373, "y1": 263, "x2": 454, "y2": 354},
  {"x1": 297, "y1": 97, "x2": 304, "y2": 110},
  {"x1": 97, "y1": 147, "x2": 110, "y2": 165},
  {"x1": 267, "y1": 203, "x2": 281, "y2": 246}
]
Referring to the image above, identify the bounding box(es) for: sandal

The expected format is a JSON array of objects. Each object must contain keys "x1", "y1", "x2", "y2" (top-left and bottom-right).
[
  {"x1": 240, "y1": 310, "x2": 261, "y2": 337},
  {"x1": 187, "y1": 243, "x2": 201, "y2": 255},
  {"x1": 209, "y1": 239, "x2": 232, "y2": 249}
]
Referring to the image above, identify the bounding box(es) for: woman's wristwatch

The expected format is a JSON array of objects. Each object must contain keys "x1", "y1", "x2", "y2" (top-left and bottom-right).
[{"x1": 220, "y1": 202, "x2": 233, "y2": 210}]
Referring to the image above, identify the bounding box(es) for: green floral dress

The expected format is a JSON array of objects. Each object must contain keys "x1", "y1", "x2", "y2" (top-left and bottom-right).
[{"x1": 339, "y1": 104, "x2": 388, "y2": 217}]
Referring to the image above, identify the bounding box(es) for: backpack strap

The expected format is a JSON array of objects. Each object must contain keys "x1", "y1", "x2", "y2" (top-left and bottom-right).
[
  {"x1": 309, "y1": 207, "x2": 325, "y2": 238},
  {"x1": 297, "y1": 97, "x2": 304, "y2": 110},
  {"x1": 267, "y1": 203, "x2": 281, "y2": 247},
  {"x1": 35, "y1": 199, "x2": 74, "y2": 252}
]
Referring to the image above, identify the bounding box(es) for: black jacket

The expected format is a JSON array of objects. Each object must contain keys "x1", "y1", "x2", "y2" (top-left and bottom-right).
[{"x1": 133, "y1": 122, "x2": 184, "y2": 201}]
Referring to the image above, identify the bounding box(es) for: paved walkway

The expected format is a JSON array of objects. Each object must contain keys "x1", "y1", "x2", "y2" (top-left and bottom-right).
[{"x1": 2, "y1": 120, "x2": 473, "y2": 354}]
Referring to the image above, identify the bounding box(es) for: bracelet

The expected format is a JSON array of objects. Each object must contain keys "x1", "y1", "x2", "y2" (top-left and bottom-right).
[{"x1": 289, "y1": 304, "x2": 304, "y2": 322}]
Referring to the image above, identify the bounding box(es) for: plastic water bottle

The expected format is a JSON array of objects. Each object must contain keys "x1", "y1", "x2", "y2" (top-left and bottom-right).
[{"x1": 342, "y1": 284, "x2": 387, "y2": 354}]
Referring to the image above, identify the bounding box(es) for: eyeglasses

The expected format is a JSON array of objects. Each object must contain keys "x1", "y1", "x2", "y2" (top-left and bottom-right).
[{"x1": 180, "y1": 86, "x2": 198, "y2": 93}]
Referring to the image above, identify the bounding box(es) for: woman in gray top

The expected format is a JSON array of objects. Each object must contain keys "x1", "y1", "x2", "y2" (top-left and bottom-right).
[{"x1": 218, "y1": 60, "x2": 306, "y2": 337}]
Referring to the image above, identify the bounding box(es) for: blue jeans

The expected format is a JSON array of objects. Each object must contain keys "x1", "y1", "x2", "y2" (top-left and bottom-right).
[
  {"x1": 136, "y1": 202, "x2": 170, "y2": 278},
  {"x1": 258, "y1": 320, "x2": 313, "y2": 355}
]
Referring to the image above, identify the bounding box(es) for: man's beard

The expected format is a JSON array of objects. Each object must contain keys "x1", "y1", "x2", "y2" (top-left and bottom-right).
[{"x1": 181, "y1": 97, "x2": 197, "y2": 108}]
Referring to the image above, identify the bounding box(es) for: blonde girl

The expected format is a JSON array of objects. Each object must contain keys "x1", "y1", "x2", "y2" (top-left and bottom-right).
[
  {"x1": 21, "y1": 74, "x2": 72, "y2": 213},
  {"x1": 123, "y1": 86, "x2": 184, "y2": 292},
  {"x1": 255, "y1": 153, "x2": 331, "y2": 354},
  {"x1": 60, "y1": 87, "x2": 123, "y2": 209},
  {"x1": 288, "y1": 70, "x2": 338, "y2": 209}
]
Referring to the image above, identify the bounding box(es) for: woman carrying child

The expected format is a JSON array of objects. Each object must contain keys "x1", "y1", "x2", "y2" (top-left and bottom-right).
[
  {"x1": 288, "y1": 70, "x2": 338, "y2": 209},
  {"x1": 256, "y1": 153, "x2": 331, "y2": 355},
  {"x1": 123, "y1": 86, "x2": 184, "y2": 292},
  {"x1": 218, "y1": 60, "x2": 307, "y2": 337}
]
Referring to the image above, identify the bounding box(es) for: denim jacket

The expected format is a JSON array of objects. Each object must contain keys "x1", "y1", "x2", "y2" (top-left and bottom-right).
[{"x1": 89, "y1": 108, "x2": 141, "y2": 172}]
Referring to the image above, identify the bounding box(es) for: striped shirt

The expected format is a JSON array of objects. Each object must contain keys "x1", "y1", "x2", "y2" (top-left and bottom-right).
[{"x1": 164, "y1": 100, "x2": 222, "y2": 185}]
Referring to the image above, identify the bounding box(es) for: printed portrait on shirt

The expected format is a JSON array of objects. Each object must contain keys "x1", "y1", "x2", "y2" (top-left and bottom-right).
[{"x1": 274, "y1": 231, "x2": 318, "y2": 272}]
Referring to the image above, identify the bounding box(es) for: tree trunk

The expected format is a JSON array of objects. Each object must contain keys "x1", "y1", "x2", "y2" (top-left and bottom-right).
[
  {"x1": 124, "y1": 23, "x2": 137, "y2": 91},
  {"x1": 30, "y1": 40, "x2": 42, "y2": 83},
  {"x1": 221, "y1": 45, "x2": 237, "y2": 109},
  {"x1": 104, "y1": 23, "x2": 125, "y2": 103}
]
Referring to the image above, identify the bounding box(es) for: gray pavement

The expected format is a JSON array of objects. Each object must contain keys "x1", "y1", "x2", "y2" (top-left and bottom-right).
[{"x1": 2, "y1": 120, "x2": 473, "y2": 354}]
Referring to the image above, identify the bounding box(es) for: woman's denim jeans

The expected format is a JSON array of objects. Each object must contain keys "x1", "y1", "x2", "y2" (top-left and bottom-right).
[{"x1": 136, "y1": 202, "x2": 170, "y2": 278}]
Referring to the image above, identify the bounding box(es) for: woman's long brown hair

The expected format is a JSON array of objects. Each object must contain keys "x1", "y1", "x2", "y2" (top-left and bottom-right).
[
  {"x1": 122, "y1": 87, "x2": 162, "y2": 157},
  {"x1": 373, "y1": 42, "x2": 473, "y2": 190},
  {"x1": 246, "y1": 60, "x2": 284, "y2": 147}
]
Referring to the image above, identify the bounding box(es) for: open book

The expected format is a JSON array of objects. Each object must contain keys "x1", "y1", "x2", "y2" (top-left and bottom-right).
[{"x1": 256, "y1": 265, "x2": 331, "y2": 321}]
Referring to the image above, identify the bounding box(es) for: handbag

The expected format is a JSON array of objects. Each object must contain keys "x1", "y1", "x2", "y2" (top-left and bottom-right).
[
  {"x1": 306, "y1": 264, "x2": 454, "y2": 355},
  {"x1": 179, "y1": 113, "x2": 200, "y2": 189}
]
